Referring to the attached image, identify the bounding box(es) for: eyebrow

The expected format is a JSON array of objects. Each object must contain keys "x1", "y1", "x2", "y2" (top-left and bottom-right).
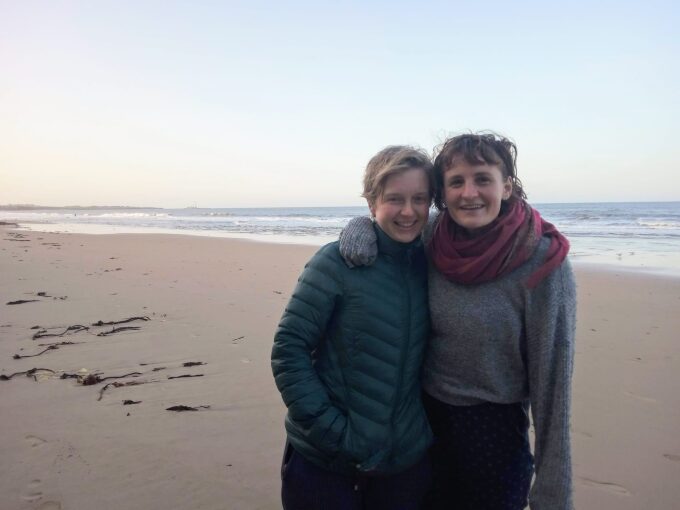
[{"x1": 448, "y1": 171, "x2": 493, "y2": 179}]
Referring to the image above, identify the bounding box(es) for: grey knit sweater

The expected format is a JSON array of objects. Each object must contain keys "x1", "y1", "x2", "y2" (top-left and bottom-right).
[{"x1": 339, "y1": 214, "x2": 577, "y2": 510}]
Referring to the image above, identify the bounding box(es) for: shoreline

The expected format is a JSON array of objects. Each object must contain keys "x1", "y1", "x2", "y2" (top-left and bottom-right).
[
  {"x1": 1, "y1": 226, "x2": 679, "y2": 509},
  {"x1": 10, "y1": 220, "x2": 680, "y2": 279}
]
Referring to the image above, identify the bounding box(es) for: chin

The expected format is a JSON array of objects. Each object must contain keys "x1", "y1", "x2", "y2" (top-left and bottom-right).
[{"x1": 395, "y1": 231, "x2": 419, "y2": 243}]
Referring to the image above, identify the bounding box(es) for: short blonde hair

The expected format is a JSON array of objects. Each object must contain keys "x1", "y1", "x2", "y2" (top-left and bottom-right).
[{"x1": 362, "y1": 146, "x2": 434, "y2": 205}]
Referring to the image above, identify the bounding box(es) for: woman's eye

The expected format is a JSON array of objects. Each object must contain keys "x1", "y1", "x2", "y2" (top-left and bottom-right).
[{"x1": 448, "y1": 180, "x2": 463, "y2": 188}]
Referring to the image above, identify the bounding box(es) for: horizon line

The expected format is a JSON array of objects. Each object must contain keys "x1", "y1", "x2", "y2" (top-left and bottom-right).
[{"x1": 2, "y1": 200, "x2": 680, "y2": 210}]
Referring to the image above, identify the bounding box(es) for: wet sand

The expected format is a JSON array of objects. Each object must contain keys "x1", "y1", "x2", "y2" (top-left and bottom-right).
[{"x1": 1, "y1": 227, "x2": 679, "y2": 509}]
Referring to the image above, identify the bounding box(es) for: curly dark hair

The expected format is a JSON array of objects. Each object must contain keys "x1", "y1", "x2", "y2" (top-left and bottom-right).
[{"x1": 432, "y1": 132, "x2": 526, "y2": 211}]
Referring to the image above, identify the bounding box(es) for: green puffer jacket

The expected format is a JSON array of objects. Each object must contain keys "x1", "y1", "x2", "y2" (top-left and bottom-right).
[{"x1": 272, "y1": 226, "x2": 433, "y2": 476}]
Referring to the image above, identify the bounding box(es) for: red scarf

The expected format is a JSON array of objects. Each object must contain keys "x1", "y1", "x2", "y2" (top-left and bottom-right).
[{"x1": 427, "y1": 201, "x2": 569, "y2": 288}]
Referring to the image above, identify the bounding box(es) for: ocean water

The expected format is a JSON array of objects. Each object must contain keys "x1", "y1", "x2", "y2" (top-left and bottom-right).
[{"x1": 2, "y1": 202, "x2": 680, "y2": 275}]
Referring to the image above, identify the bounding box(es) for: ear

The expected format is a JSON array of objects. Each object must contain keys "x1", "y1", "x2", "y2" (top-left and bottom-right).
[
  {"x1": 502, "y1": 178, "x2": 513, "y2": 200},
  {"x1": 367, "y1": 199, "x2": 376, "y2": 218}
]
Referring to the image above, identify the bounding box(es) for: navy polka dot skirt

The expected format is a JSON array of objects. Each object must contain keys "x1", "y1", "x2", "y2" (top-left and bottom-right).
[{"x1": 423, "y1": 392, "x2": 535, "y2": 510}]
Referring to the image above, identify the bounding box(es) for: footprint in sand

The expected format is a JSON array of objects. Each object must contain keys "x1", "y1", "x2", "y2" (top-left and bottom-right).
[
  {"x1": 578, "y1": 477, "x2": 631, "y2": 496},
  {"x1": 22, "y1": 480, "x2": 43, "y2": 502},
  {"x1": 623, "y1": 391, "x2": 657, "y2": 403},
  {"x1": 664, "y1": 453, "x2": 680, "y2": 462},
  {"x1": 22, "y1": 491, "x2": 42, "y2": 502},
  {"x1": 25, "y1": 435, "x2": 47, "y2": 447}
]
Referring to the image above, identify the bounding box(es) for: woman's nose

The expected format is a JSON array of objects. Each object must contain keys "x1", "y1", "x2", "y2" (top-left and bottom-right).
[
  {"x1": 461, "y1": 181, "x2": 478, "y2": 198},
  {"x1": 401, "y1": 201, "x2": 415, "y2": 216}
]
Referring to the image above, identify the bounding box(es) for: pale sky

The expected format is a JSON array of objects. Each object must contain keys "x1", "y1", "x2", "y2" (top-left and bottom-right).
[{"x1": 1, "y1": 0, "x2": 678, "y2": 208}]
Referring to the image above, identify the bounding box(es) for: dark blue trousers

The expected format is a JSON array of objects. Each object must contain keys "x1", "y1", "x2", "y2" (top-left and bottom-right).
[
  {"x1": 423, "y1": 392, "x2": 535, "y2": 510},
  {"x1": 281, "y1": 443, "x2": 432, "y2": 510}
]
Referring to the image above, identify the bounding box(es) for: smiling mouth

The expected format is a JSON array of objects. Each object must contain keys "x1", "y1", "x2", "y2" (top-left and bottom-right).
[
  {"x1": 459, "y1": 205, "x2": 484, "y2": 210},
  {"x1": 395, "y1": 221, "x2": 418, "y2": 228}
]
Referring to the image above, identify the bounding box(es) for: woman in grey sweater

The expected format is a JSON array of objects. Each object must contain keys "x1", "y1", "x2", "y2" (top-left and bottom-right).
[{"x1": 340, "y1": 133, "x2": 576, "y2": 510}]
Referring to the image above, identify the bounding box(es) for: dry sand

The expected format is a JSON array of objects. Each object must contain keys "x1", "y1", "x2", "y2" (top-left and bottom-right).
[{"x1": 1, "y1": 226, "x2": 679, "y2": 510}]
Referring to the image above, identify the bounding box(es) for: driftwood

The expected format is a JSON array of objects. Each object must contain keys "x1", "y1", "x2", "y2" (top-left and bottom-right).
[
  {"x1": 7, "y1": 300, "x2": 39, "y2": 305},
  {"x1": 231, "y1": 336, "x2": 245, "y2": 344},
  {"x1": 168, "y1": 374, "x2": 204, "y2": 380},
  {"x1": 166, "y1": 405, "x2": 211, "y2": 412},
  {"x1": 0, "y1": 367, "x2": 56, "y2": 381},
  {"x1": 123, "y1": 400, "x2": 141, "y2": 405},
  {"x1": 183, "y1": 361, "x2": 206, "y2": 367},
  {"x1": 91, "y1": 316, "x2": 150, "y2": 327},
  {"x1": 33, "y1": 325, "x2": 89, "y2": 340},
  {"x1": 13, "y1": 345, "x2": 59, "y2": 359},
  {"x1": 96, "y1": 326, "x2": 141, "y2": 336}
]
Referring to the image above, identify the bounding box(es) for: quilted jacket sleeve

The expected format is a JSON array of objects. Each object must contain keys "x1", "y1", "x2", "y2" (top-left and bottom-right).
[{"x1": 271, "y1": 245, "x2": 347, "y2": 457}]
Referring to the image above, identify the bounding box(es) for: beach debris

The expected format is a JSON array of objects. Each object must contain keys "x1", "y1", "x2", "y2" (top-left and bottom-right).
[
  {"x1": 98, "y1": 379, "x2": 150, "y2": 401},
  {"x1": 96, "y1": 326, "x2": 142, "y2": 336},
  {"x1": 33, "y1": 324, "x2": 89, "y2": 340},
  {"x1": 123, "y1": 400, "x2": 141, "y2": 405},
  {"x1": 0, "y1": 368, "x2": 56, "y2": 381},
  {"x1": 13, "y1": 345, "x2": 59, "y2": 359},
  {"x1": 152, "y1": 366, "x2": 167, "y2": 371},
  {"x1": 273, "y1": 290, "x2": 283, "y2": 294},
  {"x1": 231, "y1": 336, "x2": 245, "y2": 344},
  {"x1": 182, "y1": 361, "x2": 206, "y2": 367},
  {"x1": 168, "y1": 374, "x2": 204, "y2": 380},
  {"x1": 80, "y1": 371, "x2": 143, "y2": 386},
  {"x1": 37, "y1": 341, "x2": 81, "y2": 347},
  {"x1": 91, "y1": 316, "x2": 150, "y2": 327},
  {"x1": 166, "y1": 405, "x2": 211, "y2": 412},
  {"x1": 7, "y1": 299, "x2": 39, "y2": 305},
  {"x1": 30, "y1": 325, "x2": 40, "y2": 329}
]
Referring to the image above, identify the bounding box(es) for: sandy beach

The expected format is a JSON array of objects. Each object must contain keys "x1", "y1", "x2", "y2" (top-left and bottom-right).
[{"x1": 1, "y1": 225, "x2": 679, "y2": 510}]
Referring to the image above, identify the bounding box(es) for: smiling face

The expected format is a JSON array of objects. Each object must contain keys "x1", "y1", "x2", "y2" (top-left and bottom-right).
[
  {"x1": 443, "y1": 159, "x2": 512, "y2": 235},
  {"x1": 369, "y1": 168, "x2": 431, "y2": 243}
]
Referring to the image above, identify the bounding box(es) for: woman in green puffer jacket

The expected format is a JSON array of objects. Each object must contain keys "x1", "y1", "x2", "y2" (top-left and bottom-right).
[{"x1": 272, "y1": 146, "x2": 434, "y2": 510}]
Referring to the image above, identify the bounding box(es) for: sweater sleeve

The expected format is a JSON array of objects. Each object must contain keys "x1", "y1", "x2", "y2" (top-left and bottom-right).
[
  {"x1": 338, "y1": 216, "x2": 377, "y2": 267},
  {"x1": 525, "y1": 259, "x2": 576, "y2": 510},
  {"x1": 271, "y1": 246, "x2": 348, "y2": 457}
]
